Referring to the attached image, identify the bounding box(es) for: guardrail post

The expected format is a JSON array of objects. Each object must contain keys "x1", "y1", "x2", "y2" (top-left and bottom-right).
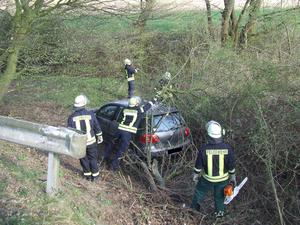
[
  {"x1": 46, "y1": 152, "x2": 60, "y2": 194},
  {"x1": 0, "y1": 115, "x2": 87, "y2": 195}
]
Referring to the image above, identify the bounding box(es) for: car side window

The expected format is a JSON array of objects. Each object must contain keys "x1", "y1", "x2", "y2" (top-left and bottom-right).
[
  {"x1": 115, "y1": 107, "x2": 125, "y2": 123},
  {"x1": 98, "y1": 105, "x2": 118, "y2": 121}
]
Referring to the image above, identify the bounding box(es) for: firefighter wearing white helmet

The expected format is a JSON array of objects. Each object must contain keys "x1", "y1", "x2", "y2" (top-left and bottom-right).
[
  {"x1": 190, "y1": 120, "x2": 236, "y2": 218},
  {"x1": 100, "y1": 96, "x2": 157, "y2": 173},
  {"x1": 68, "y1": 94, "x2": 103, "y2": 182},
  {"x1": 124, "y1": 58, "x2": 140, "y2": 98}
]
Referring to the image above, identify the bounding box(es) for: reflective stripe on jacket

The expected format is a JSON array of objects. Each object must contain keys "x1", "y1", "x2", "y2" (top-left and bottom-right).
[
  {"x1": 194, "y1": 143, "x2": 235, "y2": 183},
  {"x1": 125, "y1": 64, "x2": 137, "y2": 82},
  {"x1": 68, "y1": 109, "x2": 102, "y2": 146},
  {"x1": 118, "y1": 99, "x2": 155, "y2": 134}
]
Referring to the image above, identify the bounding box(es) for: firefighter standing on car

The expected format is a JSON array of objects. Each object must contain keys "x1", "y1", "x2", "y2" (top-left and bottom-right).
[
  {"x1": 124, "y1": 58, "x2": 139, "y2": 98},
  {"x1": 190, "y1": 120, "x2": 236, "y2": 217},
  {"x1": 100, "y1": 96, "x2": 157, "y2": 173},
  {"x1": 68, "y1": 94, "x2": 103, "y2": 182}
]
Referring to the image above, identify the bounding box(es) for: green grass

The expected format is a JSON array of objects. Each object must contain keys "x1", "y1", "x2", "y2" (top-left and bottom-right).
[
  {"x1": 4, "y1": 75, "x2": 127, "y2": 109},
  {"x1": 63, "y1": 7, "x2": 300, "y2": 36},
  {"x1": 0, "y1": 145, "x2": 98, "y2": 225}
]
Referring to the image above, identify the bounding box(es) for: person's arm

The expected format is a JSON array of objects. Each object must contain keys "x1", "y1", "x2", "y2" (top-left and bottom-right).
[
  {"x1": 141, "y1": 98, "x2": 157, "y2": 113},
  {"x1": 126, "y1": 65, "x2": 137, "y2": 74},
  {"x1": 227, "y1": 146, "x2": 236, "y2": 187},
  {"x1": 193, "y1": 147, "x2": 204, "y2": 182},
  {"x1": 92, "y1": 114, "x2": 103, "y2": 143}
]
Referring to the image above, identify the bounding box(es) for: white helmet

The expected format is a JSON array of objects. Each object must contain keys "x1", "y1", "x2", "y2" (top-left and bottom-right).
[
  {"x1": 129, "y1": 97, "x2": 141, "y2": 107},
  {"x1": 163, "y1": 72, "x2": 171, "y2": 80},
  {"x1": 205, "y1": 120, "x2": 222, "y2": 138},
  {"x1": 124, "y1": 58, "x2": 131, "y2": 65},
  {"x1": 73, "y1": 94, "x2": 89, "y2": 111}
]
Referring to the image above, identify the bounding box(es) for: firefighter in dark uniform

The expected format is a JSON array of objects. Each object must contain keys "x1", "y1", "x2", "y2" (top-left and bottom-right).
[
  {"x1": 124, "y1": 58, "x2": 139, "y2": 98},
  {"x1": 191, "y1": 120, "x2": 236, "y2": 217},
  {"x1": 68, "y1": 94, "x2": 103, "y2": 182},
  {"x1": 100, "y1": 96, "x2": 157, "y2": 173}
]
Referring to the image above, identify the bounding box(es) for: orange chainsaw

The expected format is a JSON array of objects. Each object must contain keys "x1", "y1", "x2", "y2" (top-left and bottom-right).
[{"x1": 224, "y1": 177, "x2": 248, "y2": 204}]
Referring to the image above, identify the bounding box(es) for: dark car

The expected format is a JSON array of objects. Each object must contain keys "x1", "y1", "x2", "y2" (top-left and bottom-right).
[{"x1": 91, "y1": 98, "x2": 192, "y2": 157}]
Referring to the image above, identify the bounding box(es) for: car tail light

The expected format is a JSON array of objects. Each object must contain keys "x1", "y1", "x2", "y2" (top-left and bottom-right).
[
  {"x1": 184, "y1": 127, "x2": 190, "y2": 136},
  {"x1": 140, "y1": 133, "x2": 159, "y2": 143}
]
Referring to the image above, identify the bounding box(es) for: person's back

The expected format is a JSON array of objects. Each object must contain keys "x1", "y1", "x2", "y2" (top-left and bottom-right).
[
  {"x1": 101, "y1": 96, "x2": 157, "y2": 172},
  {"x1": 68, "y1": 108, "x2": 102, "y2": 146}
]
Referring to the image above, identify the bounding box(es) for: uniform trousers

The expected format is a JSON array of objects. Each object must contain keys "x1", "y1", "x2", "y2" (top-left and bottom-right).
[
  {"x1": 102, "y1": 129, "x2": 132, "y2": 169},
  {"x1": 80, "y1": 142, "x2": 99, "y2": 179},
  {"x1": 191, "y1": 176, "x2": 228, "y2": 213},
  {"x1": 128, "y1": 81, "x2": 135, "y2": 98}
]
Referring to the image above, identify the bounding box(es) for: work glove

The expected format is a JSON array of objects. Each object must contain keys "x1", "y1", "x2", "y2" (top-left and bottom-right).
[
  {"x1": 193, "y1": 172, "x2": 201, "y2": 182},
  {"x1": 229, "y1": 173, "x2": 236, "y2": 188},
  {"x1": 97, "y1": 135, "x2": 103, "y2": 144},
  {"x1": 135, "y1": 68, "x2": 140, "y2": 72}
]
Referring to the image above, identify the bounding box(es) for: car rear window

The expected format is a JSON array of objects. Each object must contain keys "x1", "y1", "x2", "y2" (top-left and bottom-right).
[{"x1": 152, "y1": 112, "x2": 182, "y2": 132}]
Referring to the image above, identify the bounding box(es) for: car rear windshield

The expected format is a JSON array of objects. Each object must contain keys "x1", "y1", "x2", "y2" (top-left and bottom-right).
[{"x1": 151, "y1": 112, "x2": 182, "y2": 132}]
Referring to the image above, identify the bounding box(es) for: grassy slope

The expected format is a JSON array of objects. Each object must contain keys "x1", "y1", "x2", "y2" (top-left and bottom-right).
[{"x1": 0, "y1": 75, "x2": 202, "y2": 225}]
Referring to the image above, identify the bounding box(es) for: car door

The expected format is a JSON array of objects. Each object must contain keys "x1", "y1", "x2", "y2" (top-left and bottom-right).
[
  {"x1": 107, "y1": 106, "x2": 124, "y2": 139},
  {"x1": 96, "y1": 104, "x2": 119, "y2": 142}
]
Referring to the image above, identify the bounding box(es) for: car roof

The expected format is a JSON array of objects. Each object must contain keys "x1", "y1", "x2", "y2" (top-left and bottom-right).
[{"x1": 102, "y1": 98, "x2": 178, "y2": 116}]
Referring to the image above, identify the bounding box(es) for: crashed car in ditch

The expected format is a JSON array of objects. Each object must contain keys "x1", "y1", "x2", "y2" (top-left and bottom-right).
[{"x1": 90, "y1": 97, "x2": 192, "y2": 157}]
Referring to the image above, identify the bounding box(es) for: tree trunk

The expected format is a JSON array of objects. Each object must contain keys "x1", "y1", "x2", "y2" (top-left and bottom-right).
[
  {"x1": 0, "y1": 47, "x2": 20, "y2": 100},
  {"x1": 137, "y1": 0, "x2": 155, "y2": 47},
  {"x1": 232, "y1": 0, "x2": 251, "y2": 46},
  {"x1": 204, "y1": 0, "x2": 214, "y2": 40},
  {"x1": 239, "y1": 0, "x2": 262, "y2": 46},
  {"x1": 0, "y1": 0, "x2": 30, "y2": 101},
  {"x1": 221, "y1": 0, "x2": 235, "y2": 43}
]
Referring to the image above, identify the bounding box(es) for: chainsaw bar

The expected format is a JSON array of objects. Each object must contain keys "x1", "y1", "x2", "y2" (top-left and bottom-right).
[{"x1": 224, "y1": 177, "x2": 248, "y2": 205}]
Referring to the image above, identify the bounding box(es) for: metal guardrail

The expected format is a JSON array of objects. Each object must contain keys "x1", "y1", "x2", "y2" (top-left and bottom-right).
[{"x1": 0, "y1": 115, "x2": 87, "y2": 194}]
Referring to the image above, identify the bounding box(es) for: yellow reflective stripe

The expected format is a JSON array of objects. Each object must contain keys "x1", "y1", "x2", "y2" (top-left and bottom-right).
[
  {"x1": 85, "y1": 118, "x2": 92, "y2": 143},
  {"x1": 203, "y1": 173, "x2": 229, "y2": 183},
  {"x1": 149, "y1": 101, "x2": 153, "y2": 106},
  {"x1": 119, "y1": 125, "x2": 137, "y2": 133},
  {"x1": 122, "y1": 109, "x2": 138, "y2": 127},
  {"x1": 75, "y1": 120, "x2": 81, "y2": 130},
  {"x1": 73, "y1": 115, "x2": 95, "y2": 145},
  {"x1": 207, "y1": 154, "x2": 213, "y2": 176},
  {"x1": 219, "y1": 154, "x2": 224, "y2": 176},
  {"x1": 127, "y1": 77, "x2": 134, "y2": 81},
  {"x1": 92, "y1": 172, "x2": 99, "y2": 177},
  {"x1": 229, "y1": 168, "x2": 236, "y2": 173},
  {"x1": 87, "y1": 137, "x2": 96, "y2": 145},
  {"x1": 84, "y1": 172, "x2": 92, "y2": 176},
  {"x1": 140, "y1": 108, "x2": 144, "y2": 113},
  {"x1": 194, "y1": 167, "x2": 202, "y2": 173},
  {"x1": 73, "y1": 115, "x2": 92, "y2": 121},
  {"x1": 96, "y1": 132, "x2": 102, "y2": 136}
]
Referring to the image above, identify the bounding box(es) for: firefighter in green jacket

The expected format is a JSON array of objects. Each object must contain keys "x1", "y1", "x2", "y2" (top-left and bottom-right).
[{"x1": 191, "y1": 120, "x2": 236, "y2": 217}]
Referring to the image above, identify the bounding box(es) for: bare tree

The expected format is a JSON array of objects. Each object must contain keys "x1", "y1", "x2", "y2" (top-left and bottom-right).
[{"x1": 0, "y1": 0, "x2": 117, "y2": 101}]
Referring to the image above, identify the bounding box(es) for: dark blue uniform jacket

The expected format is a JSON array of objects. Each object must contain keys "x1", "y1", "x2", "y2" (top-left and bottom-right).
[
  {"x1": 194, "y1": 137, "x2": 235, "y2": 183},
  {"x1": 68, "y1": 109, "x2": 102, "y2": 146}
]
